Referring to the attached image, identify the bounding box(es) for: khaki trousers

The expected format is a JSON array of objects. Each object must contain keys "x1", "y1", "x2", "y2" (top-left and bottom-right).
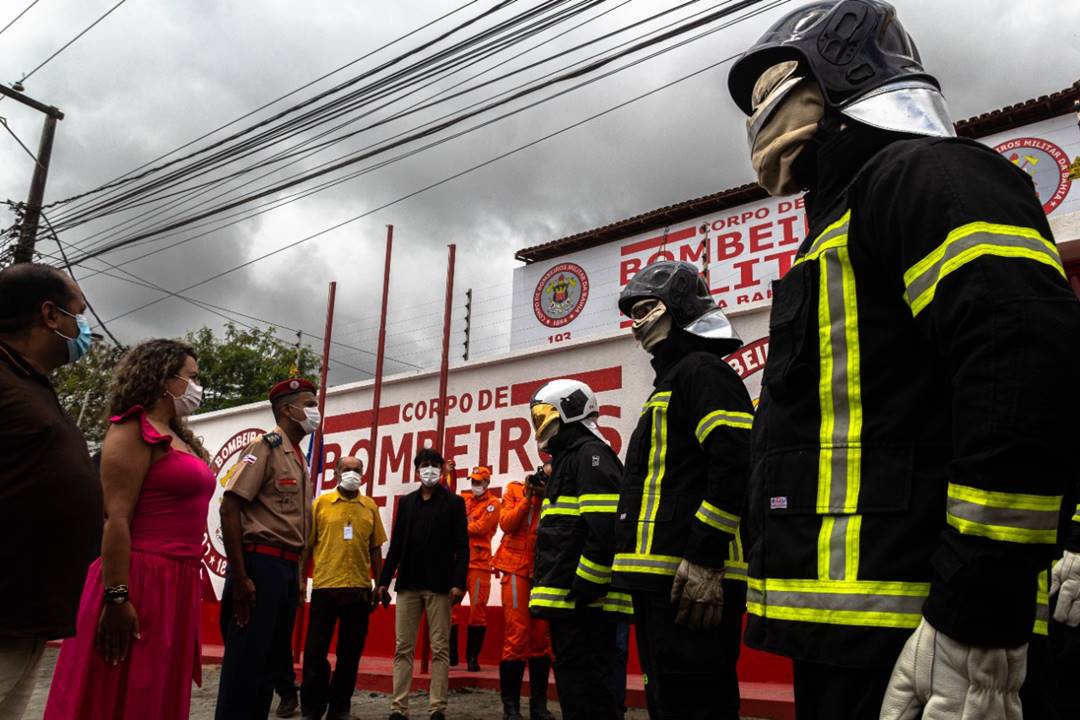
[
  {"x1": 392, "y1": 590, "x2": 451, "y2": 715},
  {"x1": 0, "y1": 638, "x2": 45, "y2": 720}
]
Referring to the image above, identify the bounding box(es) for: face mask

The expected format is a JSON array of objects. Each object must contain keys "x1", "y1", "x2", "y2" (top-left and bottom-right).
[
  {"x1": 630, "y1": 299, "x2": 672, "y2": 352},
  {"x1": 291, "y1": 405, "x2": 321, "y2": 434},
  {"x1": 471, "y1": 484, "x2": 487, "y2": 497},
  {"x1": 339, "y1": 470, "x2": 362, "y2": 492},
  {"x1": 54, "y1": 307, "x2": 93, "y2": 364},
  {"x1": 418, "y1": 466, "x2": 441, "y2": 487},
  {"x1": 748, "y1": 70, "x2": 824, "y2": 197},
  {"x1": 168, "y1": 375, "x2": 203, "y2": 417}
]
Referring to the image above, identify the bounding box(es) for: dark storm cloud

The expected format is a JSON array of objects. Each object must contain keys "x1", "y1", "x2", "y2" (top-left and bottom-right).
[{"x1": 1, "y1": 0, "x2": 1076, "y2": 386}]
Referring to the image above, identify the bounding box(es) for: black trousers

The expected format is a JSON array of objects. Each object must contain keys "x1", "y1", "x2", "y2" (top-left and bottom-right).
[
  {"x1": 301, "y1": 588, "x2": 373, "y2": 716},
  {"x1": 548, "y1": 613, "x2": 619, "y2": 720},
  {"x1": 216, "y1": 553, "x2": 300, "y2": 720},
  {"x1": 632, "y1": 590, "x2": 741, "y2": 720},
  {"x1": 1049, "y1": 617, "x2": 1080, "y2": 718},
  {"x1": 793, "y1": 635, "x2": 1060, "y2": 720}
]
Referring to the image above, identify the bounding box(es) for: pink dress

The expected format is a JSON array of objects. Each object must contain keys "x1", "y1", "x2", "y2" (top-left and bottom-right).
[{"x1": 44, "y1": 406, "x2": 215, "y2": 720}]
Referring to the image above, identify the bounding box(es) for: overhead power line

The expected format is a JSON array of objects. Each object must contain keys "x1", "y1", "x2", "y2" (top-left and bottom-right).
[
  {"x1": 59, "y1": 0, "x2": 774, "y2": 263},
  {"x1": 96, "y1": 34, "x2": 774, "y2": 326},
  {"x1": 0, "y1": 0, "x2": 43, "y2": 39},
  {"x1": 16, "y1": 0, "x2": 128, "y2": 85}
]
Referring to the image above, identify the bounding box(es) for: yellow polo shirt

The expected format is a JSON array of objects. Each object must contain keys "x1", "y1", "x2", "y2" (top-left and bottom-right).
[{"x1": 309, "y1": 489, "x2": 388, "y2": 590}]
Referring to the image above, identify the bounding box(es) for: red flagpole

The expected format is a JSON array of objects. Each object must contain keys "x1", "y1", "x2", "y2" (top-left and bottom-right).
[
  {"x1": 367, "y1": 225, "x2": 393, "y2": 495},
  {"x1": 293, "y1": 281, "x2": 336, "y2": 664},
  {"x1": 434, "y1": 243, "x2": 456, "y2": 456}
]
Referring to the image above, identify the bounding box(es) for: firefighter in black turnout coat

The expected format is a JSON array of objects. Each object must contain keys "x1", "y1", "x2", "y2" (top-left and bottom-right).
[
  {"x1": 613, "y1": 261, "x2": 753, "y2": 720},
  {"x1": 527, "y1": 379, "x2": 631, "y2": 720},
  {"x1": 726, "y1": 1, "x2": 1080, "y2": 718}
]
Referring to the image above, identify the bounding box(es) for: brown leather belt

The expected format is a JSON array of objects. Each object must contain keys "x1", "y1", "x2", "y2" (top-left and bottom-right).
[{"x1": 243, "y1": 543, "x2": 301, "y2": 563}]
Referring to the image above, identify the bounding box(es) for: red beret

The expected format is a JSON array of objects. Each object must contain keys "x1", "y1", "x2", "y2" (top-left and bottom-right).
[{"x1": 269, "y1": 377, "x2": 317, "y2": 402}]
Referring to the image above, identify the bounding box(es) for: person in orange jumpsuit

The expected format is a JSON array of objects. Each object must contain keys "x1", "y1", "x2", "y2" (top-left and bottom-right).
[
  {"x1": 454, "y1": 465, "x2": 500, "y2": 672},
  {"x1": 493, "y1": 464, "x2": 555, "y2": 720}
]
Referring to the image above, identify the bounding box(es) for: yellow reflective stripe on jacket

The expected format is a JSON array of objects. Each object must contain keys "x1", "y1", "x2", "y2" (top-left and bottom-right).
[
  {"x1": 694, "y1": 409, "x2": 753, "y2": 444},
  {"x1": 635, "y1": 395, "x2": 669, "y2": 555},
  {"x1": 794, "y1": 211, "x2": 852, "y2": 265},
  {"x1": 946, "y1": 483, "x2": 1061, "y2": 545},
  {"x1": 575, "y1": 555, "x2": 613, "y2": 585},
  {"x1": 1072, "y1": 503, "x2": 1080, "y2": 524},
  {"x1": 528, "y1": 585, "x2": 633, "y2": 615},
  {"x1": 801, "y1": 213, "x2": 864, "y2": 583},
  {"x1": 1034, "y1": 569, "x2": 1050, "y2": 636},
  {"x1": 640, "y1": 391, "x2": 671, "y2": 414},
  {"x1": 903, "y1": 222, "x2": 1065, "y2": 317},
  {"x1": 724, "y1": 560, "x2": 748, "y2": 582},
  {"x1": 541, "y1": 496, "x2": 579, "y2": 519},
  {"x1": 747, "y1": 576, "x2": 928, "y2": 629},
  {"x1": 579, "y1": 493, "x2": 619, "y2": 514},
  {"x1": 613, "y1": 552, "x2": 681, "y2": 577},
  {"x1": 694, "y1": 500, "x2": 740, "y2": 535}
]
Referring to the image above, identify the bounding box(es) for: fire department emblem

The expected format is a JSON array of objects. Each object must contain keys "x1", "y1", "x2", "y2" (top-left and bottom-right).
[
  {"x1": 994, "y1": 136, "x2": 1073, "y2": 214},
  {"x1": 533, "y1": 262, "x2": 589, "y2": 328},
  {"x1": 202, "y1": 427, "x2": 266, "y2": 598}
]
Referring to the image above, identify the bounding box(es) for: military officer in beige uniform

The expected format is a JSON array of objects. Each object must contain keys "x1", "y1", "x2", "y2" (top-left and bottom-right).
[{"x1": 215, "y1": 378, "x2": 320, "y2": 720}]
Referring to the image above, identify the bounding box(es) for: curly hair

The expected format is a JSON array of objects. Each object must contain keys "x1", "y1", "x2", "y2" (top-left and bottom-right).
[{"x1": 108, "y1": 339, "x2": 209, "y2": 461}]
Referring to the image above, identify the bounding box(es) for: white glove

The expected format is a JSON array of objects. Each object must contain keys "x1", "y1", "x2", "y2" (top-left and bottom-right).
[
  {"x1": 670, "y1": 559, "x2": 724, "y2": 630},
  {"x1": 879, "y1": 618, "x2": 1026, "y2": 720},
  {"x1": 1051, "y1": 549, "x2": 1080, "y2": 626}
]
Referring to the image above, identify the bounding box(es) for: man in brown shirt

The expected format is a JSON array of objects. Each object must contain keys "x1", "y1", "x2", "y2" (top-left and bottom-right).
[
  {"x1": 0, "y1": 264, "x2": 101, "y2": 720},
  {"x1": 216, "y1": 377, "x2": 319, "y2": 720}
]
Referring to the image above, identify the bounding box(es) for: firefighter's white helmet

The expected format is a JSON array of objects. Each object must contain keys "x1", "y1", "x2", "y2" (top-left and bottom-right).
[{"x1": 530, "y1": 379, "x2": 602, "y2": 447}]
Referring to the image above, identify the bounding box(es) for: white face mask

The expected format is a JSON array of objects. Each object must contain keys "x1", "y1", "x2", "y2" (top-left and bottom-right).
[
  {"x1": 291, "y1": 405, "x2": 321, "y2": 434},
  {"x1": 418, "y1": 466, "x2": 441, "y2": 487},
  {"x1": 338, "y1": 470, "x2": 362, "y2": 492},
  {"x1": 471, "y1": 484, "x2": 487, "y2": 497},
  {"x1": 168, "y1": 375, "x2": 203, "y2": 417}
]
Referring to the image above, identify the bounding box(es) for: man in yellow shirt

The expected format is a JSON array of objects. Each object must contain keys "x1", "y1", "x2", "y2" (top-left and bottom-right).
[{"x1": 300, "y1": 456, "x2": 388, "y2": 720}]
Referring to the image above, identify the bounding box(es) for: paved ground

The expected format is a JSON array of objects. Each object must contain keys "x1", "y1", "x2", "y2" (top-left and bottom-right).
[
  {"x1": 26, "y1": 647, "x2": 647, "y2": 719},
  {"x1": 27, "y1": 648, "x2": 769, "y2": 719}
]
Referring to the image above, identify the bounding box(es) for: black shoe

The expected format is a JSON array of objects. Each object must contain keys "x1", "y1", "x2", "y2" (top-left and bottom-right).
[
  {"x1": 527, "y1": 656, "x2": 556, "y2": 720},
  {"x1": 326, "y1": 709, "x2": 351, "y2": 720},
  {"x1": 276, "y1": 691, "x2": 300, "y2": 718},
  {"x1": 431, "y1": 713, "x2": 447, "y2": 720},
  {"x1": 388, "y1": 714, "x2": 408, "y2": 720},
  {"x1": 500, "y1": 660, "x2": 526, "y2": 720},
  {"x1": 465, "y1": 625, "x2": 486, "y2": 672}
]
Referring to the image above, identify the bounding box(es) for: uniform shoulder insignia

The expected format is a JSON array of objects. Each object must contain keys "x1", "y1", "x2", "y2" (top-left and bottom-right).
[
  {"x1": 592, "y1": 454, "x2": 600, "y2": 467},
  {"x1": 262, "y1": 432, "x2": 282, "y2": 448}
]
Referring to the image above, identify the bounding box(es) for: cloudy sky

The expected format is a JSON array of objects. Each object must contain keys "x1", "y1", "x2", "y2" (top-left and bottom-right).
[{"x1": 1, "y1": 0, "x2": 1077, "y2": 387}]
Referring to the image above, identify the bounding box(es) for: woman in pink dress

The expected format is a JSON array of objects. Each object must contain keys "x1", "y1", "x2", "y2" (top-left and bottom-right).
[{"x1": 45, "y1": 339, "x2": 215, "y2": 720}]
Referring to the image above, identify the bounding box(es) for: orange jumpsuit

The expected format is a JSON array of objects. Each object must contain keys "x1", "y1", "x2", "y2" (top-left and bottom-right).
[
  {"x1": 492, "y1": 481, "x2": 551, "y2": 661},
  {"x1": 460, "y1": 489, "x2": 500, "y2": 626}
]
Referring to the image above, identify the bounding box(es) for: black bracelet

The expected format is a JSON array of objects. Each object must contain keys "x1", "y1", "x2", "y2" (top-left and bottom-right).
[{"x1": 104, "y1": 584, "x2": 129, "y2": 605}]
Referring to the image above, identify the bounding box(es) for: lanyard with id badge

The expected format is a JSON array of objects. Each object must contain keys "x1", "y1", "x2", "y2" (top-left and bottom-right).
[{"x1": 344, "y1": 521, "x2": 353, "y2": 541}]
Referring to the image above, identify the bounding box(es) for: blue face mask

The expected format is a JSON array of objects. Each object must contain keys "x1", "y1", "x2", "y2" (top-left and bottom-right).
[{"x1": 54, "y1": 307, "x2": 93, "y2": 363}]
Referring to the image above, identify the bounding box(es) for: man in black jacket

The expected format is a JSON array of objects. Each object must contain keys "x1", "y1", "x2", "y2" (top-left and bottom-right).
[
  {"x1": 377, "y1": 448, "x2": 469, "y2": 720},
  {"x1": 528, "y1": 379, "x2": 631, "y2": 720},
  {"x1": 726, "y1": 2, "x2": 1080, "y2": 718},
  {"x1": 613, "y1": 261, "x2": 752, "y2": 720}
]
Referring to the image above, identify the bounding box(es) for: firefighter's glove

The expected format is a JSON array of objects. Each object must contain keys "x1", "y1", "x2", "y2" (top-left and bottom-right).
[
  {"x1": 879, "y1": 618, "x2": 1026, "y2": 720},
  {"x1": 670, "y1": 559, "x2": 724, "y2": 630},
  {"x1": 1051, "y1": 550, "x2": 1080, "y2": 626}
]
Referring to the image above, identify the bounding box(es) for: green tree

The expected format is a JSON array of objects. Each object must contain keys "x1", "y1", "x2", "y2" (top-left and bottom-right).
[
  {"x1": 185, "y1": 323, "x2": 321, "y2": 413},
  {"x1": 52, "y1": 342, "x2": 127, "y2": 448},
  {"x1": 51, "y1": 323, "x2": 320, "y2": 447}
]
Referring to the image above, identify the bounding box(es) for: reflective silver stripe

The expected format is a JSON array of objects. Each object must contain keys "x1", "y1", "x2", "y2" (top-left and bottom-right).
[
  {"x1": 636, "y1": 400, "x2": 668, "y2": 554},
  {"x1": 764, "y1": 587, "x2": 925, "y2": 615},
  {"x1": 694, "y1": 503, "x2": 739, "y2": 534},
  {"x1": 804, "y1": 215, "x2": 851, "y2": 257},
  {"x1": 724, "y1": 562, "x2": 748, "y2": 581},
  {"x1": 541, "y1": 496, "x2": 580, "y2": 518},
  {"x1": 694, "y1": 410, "x2": 753, "y2": 444},
  {"x1": 601, "y1": 593, "x2": 634, "y2": 614},
  {"x1": 511, "y1": 575, "x2": 519, "y2": 610},
  {"x1": 613, "y1": 554, "x2": 681, "y2": 576},
  {"x1": 946, "y1": 499, "x2": 1059, "y2": 540},
  {"x1": 474, "y1": 578, "x2": 481, "y2": 601},
  {"x1": 903, "y1": 224, "x2": 1065, "y2": 316},
  {"x1": 579, "y1": 495, "x2": 619, "y2": 513}
]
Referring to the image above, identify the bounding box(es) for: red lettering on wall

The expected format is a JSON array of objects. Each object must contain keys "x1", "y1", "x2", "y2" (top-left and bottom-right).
[{"x1": 499, "y1": 418, "x2": 533, "y2": 476}]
